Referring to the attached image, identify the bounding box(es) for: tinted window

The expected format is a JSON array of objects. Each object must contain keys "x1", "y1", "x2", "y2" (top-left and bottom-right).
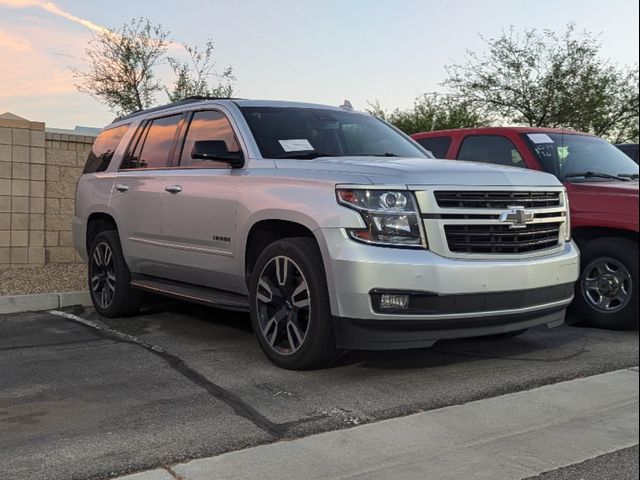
[
  {"x1": 615, "y1": 144, "x2": 639, "y2": 163},
  {"x1": 121, "y1": 114, "x2": 182, "y2": 169},
  {"x1": 179, "y1": 110, "x2": 240, "y2": 167},
  {"x1": 415, "y1": 137, "x2": 452, "y2": 158},
  {"x1": 83, "y1": 124, "x2": 129, "y2": 173},
  {"x1": 458, "y1": 135, "x2": 525, "y2": 168},
  {"x1": 240, "y1": 107, "x2": 429, "y2": 159}
]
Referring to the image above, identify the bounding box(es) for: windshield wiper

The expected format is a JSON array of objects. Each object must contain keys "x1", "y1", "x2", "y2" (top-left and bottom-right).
[
  {"x1": 564, "y1": 171, "x2": 630, "y2": 181},
  {"x1": 619, "y1": 173, "x2": 639, "y2": 180},
  {"x1": 273, "y1": 152, "x2": 340, "y2": 160},
  {"x1": 367, "y1": 152, "x2": 399, "y2": 157}
]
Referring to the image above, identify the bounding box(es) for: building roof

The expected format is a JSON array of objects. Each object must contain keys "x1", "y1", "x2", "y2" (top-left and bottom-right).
[{"x1": 0, "y1": 112, "x2": 28, "y2": 121}]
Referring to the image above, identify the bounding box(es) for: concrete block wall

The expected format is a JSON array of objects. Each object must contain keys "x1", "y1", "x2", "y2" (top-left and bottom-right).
[
  {"x1": 0, "y1": 114, "x2": 95, "y2": 268},
  {"x1": 0, "y1": 116, "x2": 46, "y2": 267},
  {"x1": 44, "y1": 132, "x2": 94, "y2": 264}
]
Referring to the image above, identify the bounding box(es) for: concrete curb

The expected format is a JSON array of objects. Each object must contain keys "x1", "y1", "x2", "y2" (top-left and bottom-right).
[
  {"x1": 168, "y1": 368, "x2": 639, "y2": 480},
  {"x1": 0, "y1": 291, "x2": 92, "y2": 314}
]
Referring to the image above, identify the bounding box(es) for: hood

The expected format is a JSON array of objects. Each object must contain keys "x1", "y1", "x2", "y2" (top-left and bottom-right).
[
  {"x1": 568, "y1": 180, "x2": 639, "y2": 197},
  {"x1": 274, "y1": 157, "x2": 562, "y2": 187}
]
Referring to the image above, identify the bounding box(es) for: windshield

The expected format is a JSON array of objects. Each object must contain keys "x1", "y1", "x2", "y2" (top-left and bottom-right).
[
  {"x1": 524, "y1": 133, "x2": 639, "y2": 181},
  {"x1": 240, "y1": 106, "x2": 431, "y2": 159}
]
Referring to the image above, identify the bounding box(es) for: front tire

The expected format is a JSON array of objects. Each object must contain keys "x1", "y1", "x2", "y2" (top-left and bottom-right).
[
  {"x1": 249, "y1": 237, "x2": 339, "y2": 369},
  {"x1": 88, "y1": 230, "x2": 143, "y2": 317},
  {"x1": 573, "y1": 237, "x2": 638, "y2": 330}
]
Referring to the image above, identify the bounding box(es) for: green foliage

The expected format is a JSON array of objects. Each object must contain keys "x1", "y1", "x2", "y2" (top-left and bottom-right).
[
  {"x1": 73, "y1": 19, "x2": 236, "y2": 116},
  {"x1": 166, "y1": 41, "x2": 235, "y2": 102},
  {"x1": 444, "y1": 24, "x2": 639, "y2": 143},
  {"x1": 72, "y1": 18, "x2": 170, "y2": 115},
  {"x1": 368, "y1": 94, "x2": 489, "y2": 135}
]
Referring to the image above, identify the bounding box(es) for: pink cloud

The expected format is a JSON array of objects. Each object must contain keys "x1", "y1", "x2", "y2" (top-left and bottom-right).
[{"x1": 0, "y1": 28, "x2": 78, "y2": 98}]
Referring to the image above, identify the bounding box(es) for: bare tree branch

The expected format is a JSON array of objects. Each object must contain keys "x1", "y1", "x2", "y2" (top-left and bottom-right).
[{"x1": 166, "y1": 40, "x2": 236, "y2": 102}]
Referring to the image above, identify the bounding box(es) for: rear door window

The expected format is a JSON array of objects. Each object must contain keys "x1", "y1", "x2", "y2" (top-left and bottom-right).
[
  {"x1": 121, "y1": 114, "x2": 183, "y2": 169},
  {"x1": 415, "y1": 137, "x2": 452, "y2": 158},
  {"x1": 457, "y1": 135, "x2": 525, "y2": 168},
  {"x1": 83, "y1": 124, "x2": 130, "y2": 173}
]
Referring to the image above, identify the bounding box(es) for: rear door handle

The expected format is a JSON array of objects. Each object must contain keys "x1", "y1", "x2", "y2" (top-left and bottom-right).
[
  {"x1": 115, "y1": 184, "x2": 129, "y2": 192},
  {"x1": 165, "y1": 185, "x2": 183, "y2": 194}
]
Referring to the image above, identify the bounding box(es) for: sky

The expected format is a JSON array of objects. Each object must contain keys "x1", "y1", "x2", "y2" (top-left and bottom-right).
[{"x1": 1, "y1": 0, "x2": 638, "y2": 129}]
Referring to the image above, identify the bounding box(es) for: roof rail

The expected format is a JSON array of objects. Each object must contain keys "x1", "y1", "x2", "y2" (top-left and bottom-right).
[{"x1": 112, "y1": 96, "x2": 243, "y2": 123}]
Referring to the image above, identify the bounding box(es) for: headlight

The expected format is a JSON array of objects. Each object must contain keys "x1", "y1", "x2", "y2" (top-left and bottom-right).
[{"x1": 336, "y1": 189, "x2": 425, "y2": 248}]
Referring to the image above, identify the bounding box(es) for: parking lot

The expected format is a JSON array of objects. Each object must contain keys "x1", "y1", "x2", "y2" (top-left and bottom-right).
[{"x1": 1, "y1": 302, "x2": 638, "y2": 480}]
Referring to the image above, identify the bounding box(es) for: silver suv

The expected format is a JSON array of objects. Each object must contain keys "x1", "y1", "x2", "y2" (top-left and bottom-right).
[{"x1": 73, "y1": 98, "x2": 579, "y2": 369}]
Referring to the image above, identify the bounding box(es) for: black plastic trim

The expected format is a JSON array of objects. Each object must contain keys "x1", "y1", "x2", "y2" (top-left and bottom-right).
[
  {"x1": 333, "y1": 305, "x2": 567, "y2": 350},
  {"x1": 370, "y1": 283, "x2": 574, "y2": 315}
]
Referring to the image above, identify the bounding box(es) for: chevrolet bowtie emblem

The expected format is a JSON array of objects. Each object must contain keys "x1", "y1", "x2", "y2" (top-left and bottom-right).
[{"x1": 499, "y1": 206, "x2": 534, "y2": 229}]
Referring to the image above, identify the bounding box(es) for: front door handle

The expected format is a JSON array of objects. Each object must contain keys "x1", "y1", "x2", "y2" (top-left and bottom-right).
[
  {"x1": 115, "y1": 184, "x2": 129, "y2": 192},
  {"x1": 165, "y1": 185, "x2": 183, "y2": 194}
]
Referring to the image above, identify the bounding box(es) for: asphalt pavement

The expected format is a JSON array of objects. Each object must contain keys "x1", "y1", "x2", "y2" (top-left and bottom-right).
[
  {"x1": 1, "y1": 302, "x2": 638, "y2": 480},
  {"x1": 526, "y1": 445, "x2": 639, "y2": 480}
]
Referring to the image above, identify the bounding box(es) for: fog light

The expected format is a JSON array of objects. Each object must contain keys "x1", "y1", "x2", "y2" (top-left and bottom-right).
[{"x1": 380, "y1": 294, "x2": 410, "y2": 310}]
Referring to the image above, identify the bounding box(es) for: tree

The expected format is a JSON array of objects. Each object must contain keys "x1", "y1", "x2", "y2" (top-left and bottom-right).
[
  {"x1": 444, "y1": 24, "x2": 640, "y2": 143},
  {"x1": 368, "y1": 93, "x2": 489, "y2": 135},
  {"x1": 166, "y1": 40, "x2": 236, "y2": 102},
  {"x1": 73, "y1": 18, "x2": 170, "y2": 115},
  {"x1": 73, "y1": 19, "x2": 236, "y2": 115}
]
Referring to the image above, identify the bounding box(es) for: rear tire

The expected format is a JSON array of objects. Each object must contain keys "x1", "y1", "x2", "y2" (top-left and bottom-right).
[
  {"x1": 572, "y1": 237, "x2": 638, "y2": 330},
  {"x1": 249, "y1": 237, "x2": 339, "y2": 370},
  {"x1": 88, "y1": 230, "x2": 143, "y2": 317}
]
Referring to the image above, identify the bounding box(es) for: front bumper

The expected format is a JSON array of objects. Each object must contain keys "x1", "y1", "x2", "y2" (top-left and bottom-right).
[
  {"x1": 333, "y1": 305, "x2": 566, "y2": 350},
  {"x1": 318, "y1": 228, "x2": 580, "y2": 349}
]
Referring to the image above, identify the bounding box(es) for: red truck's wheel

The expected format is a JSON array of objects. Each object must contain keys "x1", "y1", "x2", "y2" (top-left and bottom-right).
[{"x1": 574, "y1": 237, "x2": 638, "y2": 330}]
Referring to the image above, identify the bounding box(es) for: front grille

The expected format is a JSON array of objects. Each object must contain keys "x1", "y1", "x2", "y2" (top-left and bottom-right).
[
  {"x1": 435, "y1": 191, "x2": 561, "y2": 209},
  {"x1": 445, "y1": 222, "x2": 561, "y2": 254}
]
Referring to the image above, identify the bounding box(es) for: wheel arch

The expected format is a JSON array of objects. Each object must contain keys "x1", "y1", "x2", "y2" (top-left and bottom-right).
[
  {"x1": 572, "y1": 226, "x2": 639, "y2": 248},
  {"x1": 86, "y1": 212, "x2": 119, "y2": 253},
  {"x1": 241, "y1": 214, "x2": 340, "y2": 315},
  {"x1": 244, "y1": 218, "x2": 320, "y2": 283}
]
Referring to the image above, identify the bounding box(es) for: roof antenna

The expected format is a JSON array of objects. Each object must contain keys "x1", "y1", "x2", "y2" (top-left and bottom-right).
[{"x1": 340, "y1": 99, "x2": 353, "y2": 110}]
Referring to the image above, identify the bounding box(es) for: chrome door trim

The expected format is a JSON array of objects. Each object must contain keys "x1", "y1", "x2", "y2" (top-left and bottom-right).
[{"x1": 129, "y1": 236, "x2": 234, "y2": 257}]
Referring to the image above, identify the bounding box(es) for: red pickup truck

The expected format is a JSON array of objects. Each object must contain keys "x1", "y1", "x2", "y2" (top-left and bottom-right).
[{"x1": 412, "y1": 127, "x2": 639, "y2": 330}]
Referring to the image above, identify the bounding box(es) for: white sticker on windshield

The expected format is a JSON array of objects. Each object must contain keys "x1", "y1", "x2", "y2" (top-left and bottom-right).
[
  {"x1": 528, "y1": 133, "x2": 554, "y2": 144},
  {"x1": 279, "y1": 139, "x2": 314, "y2": 152}
]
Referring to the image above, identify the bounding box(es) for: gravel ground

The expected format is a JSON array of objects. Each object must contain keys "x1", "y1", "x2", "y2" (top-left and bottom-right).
[{"x1": 0, "y1": 263, "x2": 87, "y2": 295}]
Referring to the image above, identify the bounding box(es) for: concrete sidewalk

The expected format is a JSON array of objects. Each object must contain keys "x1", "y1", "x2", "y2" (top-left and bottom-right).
[{"x1": 116, "y1": 367, "x2": 639, "y2": 480}]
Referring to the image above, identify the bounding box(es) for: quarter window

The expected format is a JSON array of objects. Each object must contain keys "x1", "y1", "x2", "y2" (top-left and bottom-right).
[
  {"x1": 179, "y1": 110, "x2": 240, "y2": 167},
  {"x1": 122, "y1": 114, "x2": 182, "y2": 169},
  {"x1": 457, "y1": 135, "x2": 525, "y2": 168},
  {"x1": 83, "y1": 124, "x2": 130, "y2": 173}
]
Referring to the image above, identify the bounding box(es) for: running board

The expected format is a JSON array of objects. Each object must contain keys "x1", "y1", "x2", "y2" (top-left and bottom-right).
[{"x1": 130, "y1": 274, "x2": 249, "y2": 312}]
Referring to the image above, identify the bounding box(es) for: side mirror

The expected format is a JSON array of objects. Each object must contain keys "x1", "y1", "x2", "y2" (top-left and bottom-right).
[{"x1": 191, "y1": 140, "x2": 244, "y2": 167}]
